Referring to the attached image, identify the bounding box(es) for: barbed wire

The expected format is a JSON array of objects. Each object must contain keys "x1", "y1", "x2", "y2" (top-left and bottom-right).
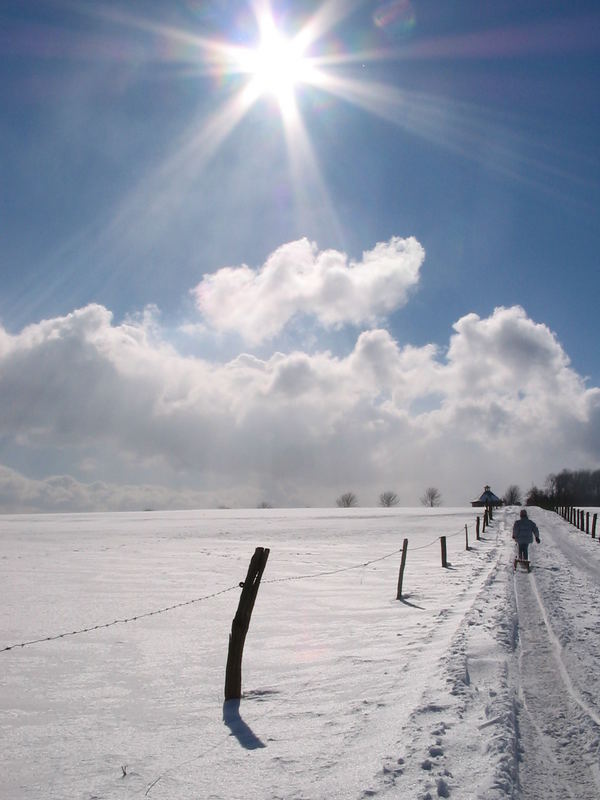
[
  {"x1": 1, "y1": 584, "x2": 239, "y2": 653},
  {"x1": 263, "y1": 544, "x2": 404, "y2": 584},
  {"x1": 408, "y1": 524, "x2": 470, "y2": 551},
  {"x1": 3, "y1": 517, "x2": 487, "y2": 653}
]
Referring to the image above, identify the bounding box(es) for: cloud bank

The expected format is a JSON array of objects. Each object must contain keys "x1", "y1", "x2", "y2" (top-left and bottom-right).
[
  {"x1": 0, "y1": 295, "x2": 598, "y2": 512},
  {"x1": 191, "y1": 236, "x2": 425, "y2": 343}
]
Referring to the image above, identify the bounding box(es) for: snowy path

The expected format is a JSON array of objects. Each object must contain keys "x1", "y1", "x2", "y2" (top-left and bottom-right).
[
  {"x1": 512, "y1": 511, "x2": 600, "y2": 800},
  {"x1": 372, "y1": 508, "x2": 600, "y2": 800}
]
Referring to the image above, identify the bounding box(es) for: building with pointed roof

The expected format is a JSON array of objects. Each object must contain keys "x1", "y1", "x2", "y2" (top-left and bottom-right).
[{"x1": 471, "y1": 485, "x2": 503, "y2": 507}]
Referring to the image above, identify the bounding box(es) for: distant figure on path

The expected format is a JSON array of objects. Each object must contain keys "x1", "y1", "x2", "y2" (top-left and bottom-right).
[{"x1": 512, "y1": 509, "x2": 540, "y2": 566}]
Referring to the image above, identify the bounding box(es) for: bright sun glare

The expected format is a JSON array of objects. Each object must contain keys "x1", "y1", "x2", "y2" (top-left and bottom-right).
[
  {"x1": 250, "y1": 28, "x2": 308, "y2": 101},
  {"x1": 235, "y1": 12, "x2": 315, "y2": 114}
]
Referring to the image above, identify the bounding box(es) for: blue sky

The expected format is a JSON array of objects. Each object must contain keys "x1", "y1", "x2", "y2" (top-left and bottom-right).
[{"x1": 1, "y1": 0, "x2": 599, "y2": 510}]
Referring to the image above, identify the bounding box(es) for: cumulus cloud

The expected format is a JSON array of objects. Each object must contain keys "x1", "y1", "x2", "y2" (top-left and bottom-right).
[
  {"x1": 191, "y1": 236, "x2": 425, "y2": 343},
  {"x1": 0, "y1": 303, "x2": 598, "y2": 511}
]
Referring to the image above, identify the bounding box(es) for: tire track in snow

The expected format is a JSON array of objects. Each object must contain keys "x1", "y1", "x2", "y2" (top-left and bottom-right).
[
  {"x1": 513, "y1": 557, "x2": 600, "y2": 799},
  {"x1": 528, "y1": 572, "x2": 600, "y2": 728}
]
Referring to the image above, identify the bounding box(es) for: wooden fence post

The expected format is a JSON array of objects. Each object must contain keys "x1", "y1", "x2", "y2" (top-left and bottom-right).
[
  {"x1": 440, "y1": 536, "x2": 448, "y2": 568},
  {"x1": 465, "y1": 524, "x2": 469, "y2": 551},
  {"x1": 396, "y1": 538, "x2": 409, "y2": 600},
  {"x1": 225, "y1": 546, "x2": 270, "y2": 701},
  {"x1": 476, "y1": 516, "x2": 480, "y2": 540},
  {"x1": 592, "y1": 514, "x2": 597, "y2": 539}
]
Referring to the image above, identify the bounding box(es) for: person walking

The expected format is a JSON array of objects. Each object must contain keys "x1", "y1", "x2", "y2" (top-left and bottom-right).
[{"x1": 512, "y1": 509, "x2": 540, "y2": 571}]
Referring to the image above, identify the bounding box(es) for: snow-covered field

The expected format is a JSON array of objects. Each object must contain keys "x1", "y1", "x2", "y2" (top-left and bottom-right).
[{"x1": 2, "y1": 506, "x2": 599, "y2": 800}]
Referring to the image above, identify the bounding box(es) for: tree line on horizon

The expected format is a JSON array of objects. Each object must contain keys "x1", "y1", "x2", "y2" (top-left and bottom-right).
[
  {"x1": 526, "y1": 468, "x2": 600, "y2": 508},
  {"x1": 335, "y1": 487, "x2": 442, "y2": 508},
  {"x1": 255, "y1": 472, "x2": 600, "y2": 511}
]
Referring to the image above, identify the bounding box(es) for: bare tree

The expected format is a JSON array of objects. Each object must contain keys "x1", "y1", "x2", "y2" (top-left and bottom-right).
[
  {"x1": 257, "y1": 501, "x2": 273, "y2": 509},
  {"x1": 336, "y1": 491, "x2": 358, "y2": 508},
  {"x1": 420, "y1": 487, "x2": 442, "y2": 507},
  {"x1": 379, "y1": 491, "x2": 400, "y2": 507},
  {"x1": 503, "y1": 485, "x2": 522, "y2": 505}
]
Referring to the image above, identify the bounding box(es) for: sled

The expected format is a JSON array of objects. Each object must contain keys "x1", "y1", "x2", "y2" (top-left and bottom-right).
[{"x1": 513, "y1": 556, "x2": 531, "y2": 572}]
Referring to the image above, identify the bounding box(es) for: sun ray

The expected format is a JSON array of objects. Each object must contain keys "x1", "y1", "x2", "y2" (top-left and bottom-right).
[
  {"x1": 71, "y1": 1, "x2": 252, "y2": 70},
  {"x1": 292, "y1": 0, "x2": 364, "y2": 53},
  {"x1": 106, "y1": 80, "x2": 261, "y2": 237},
  {"x1": 279, "y1": 97, "x2": 345, "y2": 248}
]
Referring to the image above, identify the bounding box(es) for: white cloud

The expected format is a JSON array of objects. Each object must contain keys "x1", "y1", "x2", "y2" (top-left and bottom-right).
[
  {"x1": 0, "y1": 464, "x2": 219, "y2": 513},
  {"x1": 0, "y1": 303, "x2": 598, "y2": 511},
  {"x1": 191, "y1": 236, "x2": 425, "y2": 343}
]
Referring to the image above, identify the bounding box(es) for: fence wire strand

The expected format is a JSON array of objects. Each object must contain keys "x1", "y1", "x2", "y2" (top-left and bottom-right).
[
  {"x1": 264, "y1": 544, "x2": 404, "y2": 584},
  {"x1": 2, "y1": 514, "x2": 490, "y2": 653},
  {"x1": 1, "y1": 584, "x2": 240, "y2": 653}
]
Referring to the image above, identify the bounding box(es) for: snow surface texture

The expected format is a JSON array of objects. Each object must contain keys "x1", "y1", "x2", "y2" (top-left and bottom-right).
[{"x1": 1, "y1": 507, "x2": 599, "y2": 799}]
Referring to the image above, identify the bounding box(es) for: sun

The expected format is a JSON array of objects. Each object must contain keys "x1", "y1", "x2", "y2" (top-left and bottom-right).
[
  {"x1": 238, "y1": 16, "x2": 314, "y2": 113},
  {"x1": 251, "y1": 29, "x2": 308, "y2": 98}
]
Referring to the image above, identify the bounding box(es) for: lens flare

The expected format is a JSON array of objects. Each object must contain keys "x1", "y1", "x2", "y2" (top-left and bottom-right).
[{"x1": 373, "y1": 0, "x2": 416, "y2": 40}]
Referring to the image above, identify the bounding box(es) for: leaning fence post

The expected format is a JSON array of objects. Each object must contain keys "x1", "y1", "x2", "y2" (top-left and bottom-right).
[
  {"x1": 225, "y1": 546, "x2": 270, "y2": 701},
  {"x1": 440, "y1": 536, "x2": 448, "y2": 568},
  {"x1": 396, "y1": 538, "x2": 409, "y2": 600}
]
